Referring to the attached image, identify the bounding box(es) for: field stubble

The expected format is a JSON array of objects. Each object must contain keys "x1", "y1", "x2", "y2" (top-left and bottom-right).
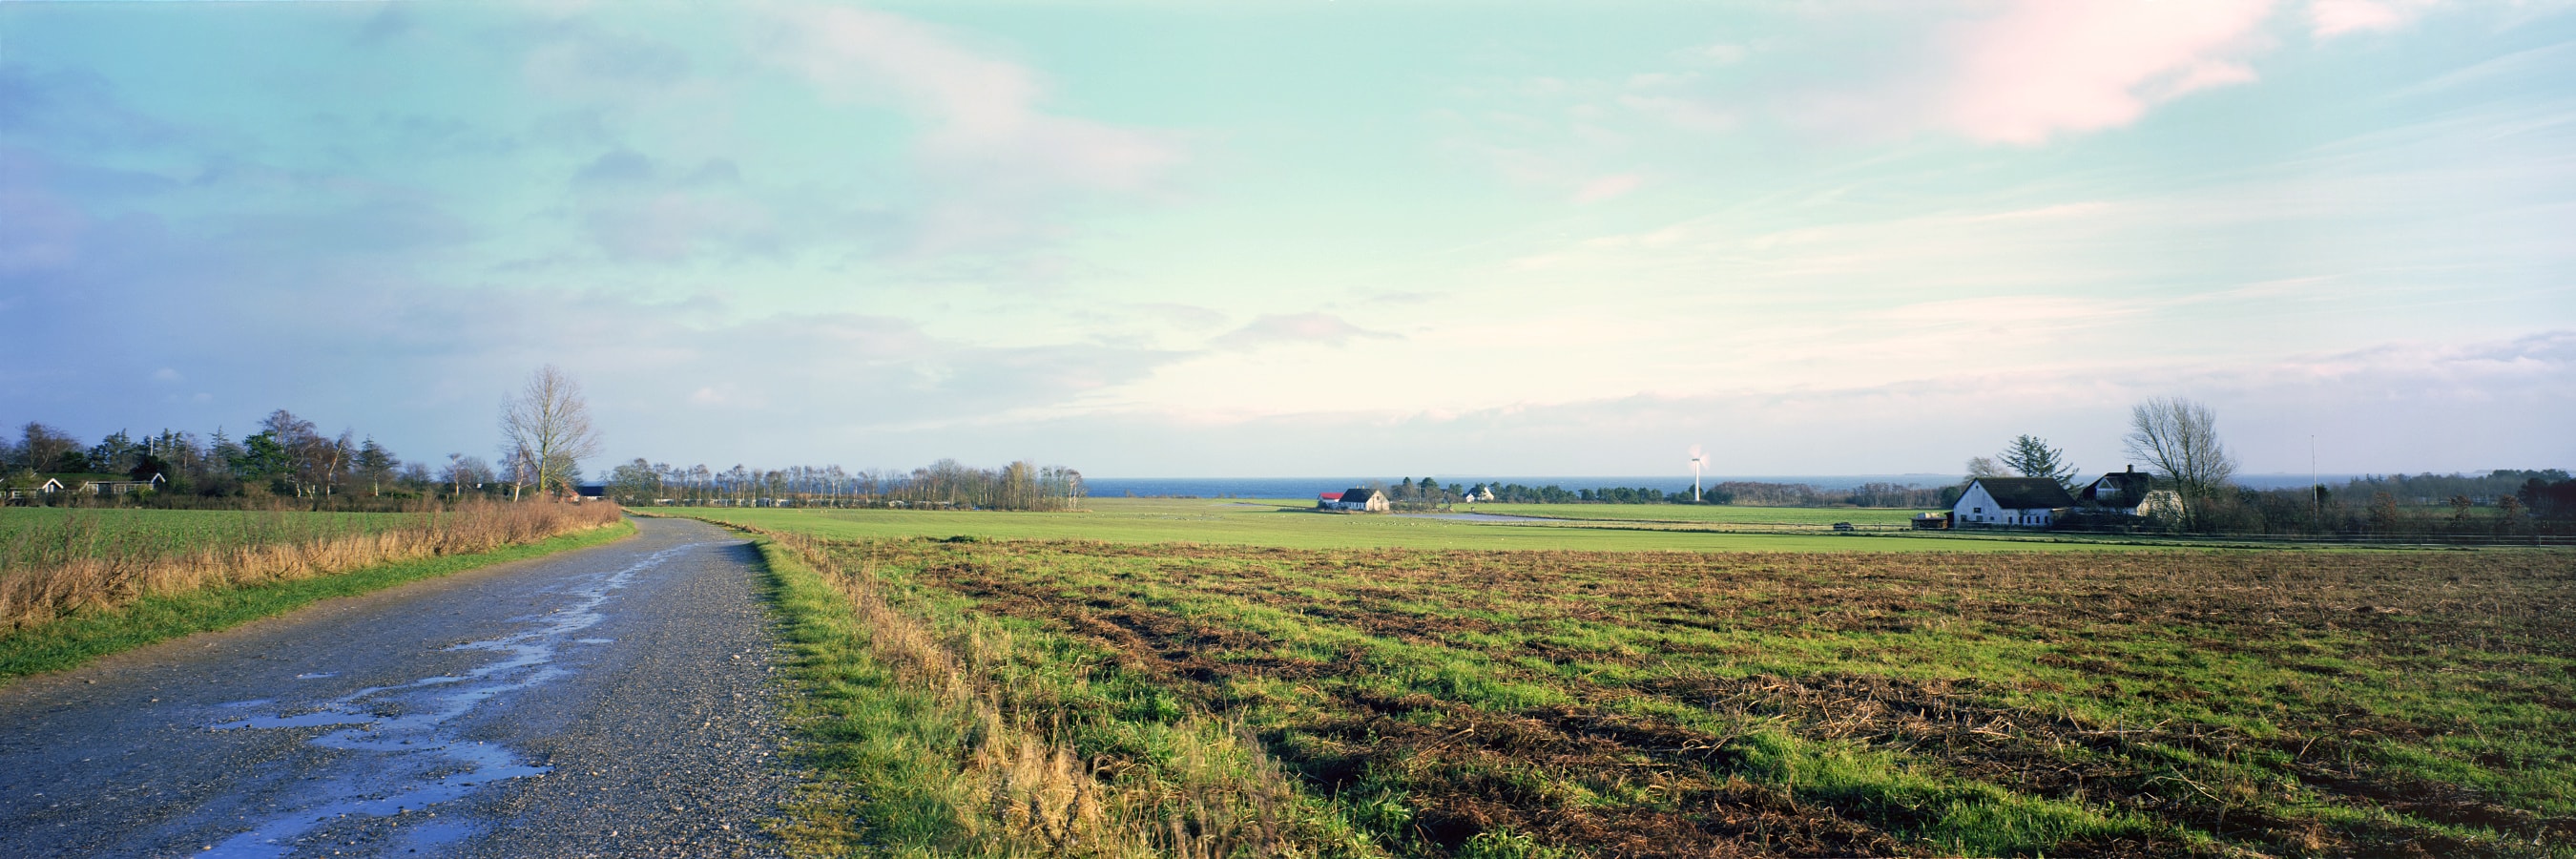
[{"x1": 737, "y1": 511, "x2": 2574, "y2": 858}]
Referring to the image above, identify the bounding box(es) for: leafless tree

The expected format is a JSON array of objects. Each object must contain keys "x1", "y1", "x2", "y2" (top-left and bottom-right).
[
  {"x1": 2124, "y1": 396, "x2": 2236, "y2": 528},
  {"x1": 498, "y1": 366, "x2": 603, "y2": 500}
]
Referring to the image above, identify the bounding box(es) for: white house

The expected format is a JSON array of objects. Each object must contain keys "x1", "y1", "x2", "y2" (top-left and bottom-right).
[
  {"x1": 1322, "y1": 487, "x2": 1390, "y2": 512},
  {"x1": 1953, "y1": 477, "x2": 2077, "y2": 528},
  {"x1": 5, "y1": 476, "x2": 66, "y2": 500},
  {"x1": 2079, "y1": 466, "x2": 2184, "y2": 522},
  {"x1": 80, "y1": 473, "x2": 166, "y2": 495}
]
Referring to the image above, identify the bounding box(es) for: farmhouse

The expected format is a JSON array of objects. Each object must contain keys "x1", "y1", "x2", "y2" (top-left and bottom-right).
[
  {"x1": 2079, "y1": 466, "x2": 2184, "y2": 521},
  {"x1": 1952, "y1": 477, "x2": 2076, "y2": 528},
  {"x1": 4, "y1": 476, "x2": 67, "y2": 500},
  {"x1": 1321, "y1": 487, "x2": 1389, "y2": 512},
  {"x1": 77, "y1": 473, "x2": 166, "y2": 495}
]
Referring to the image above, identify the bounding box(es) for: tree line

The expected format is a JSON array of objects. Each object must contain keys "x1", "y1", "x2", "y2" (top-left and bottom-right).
[
  {"x1": 1359, "y1": 477, "x2": 1950, "y2": 509},
  {"x1": 6, "y1": 367, "x2": 612, "y2": 508},
  {"x1": 602, "y1": 457, "x2": 1084, "y2": 512},
  {"x1": 1969, "y1": 397, "x2": 2573, "y2": 536},
  {"x1": 3, "y1": 413, "x2": 506, "y2": 507}
]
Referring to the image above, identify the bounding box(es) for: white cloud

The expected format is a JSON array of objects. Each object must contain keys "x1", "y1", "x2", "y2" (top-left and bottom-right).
[
  {"x1": 759, "y1": 3, "x2": 1181, "y2": 195},
  {"x1": 1214, "y1": 313, "x2": 1396, "y2": 349},
  {"x1": 2308, "y1": 0, "x2": 2447, "y2": 37},
  {"x1": 1570, "y1": 173, "x2": 1645, "y2": 204},
  {"x1": 1917, "y1": 0, "x2": 2278, "y2": 145}
]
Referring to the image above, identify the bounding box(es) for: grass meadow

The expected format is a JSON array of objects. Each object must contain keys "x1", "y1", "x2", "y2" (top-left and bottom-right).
[
  {"x1": 708, "y1": 506, "x2": 2573, "y2": 857},
  {"x1": 1460, "y1": 503, "x2": 1933, "y2": 527},
  {"x1": 688, "y1": 498, "x2": 2111, "y2": 554}
]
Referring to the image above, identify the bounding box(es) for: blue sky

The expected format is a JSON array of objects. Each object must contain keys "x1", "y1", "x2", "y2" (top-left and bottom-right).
[{"x1": 4, "y1": 1, "x2": 2570, "y2": 479}]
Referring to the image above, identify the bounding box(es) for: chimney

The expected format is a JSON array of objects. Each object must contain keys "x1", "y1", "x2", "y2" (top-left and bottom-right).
[{"x1": 2126, "y1": 464, "x2": 2134, "y2": 473}]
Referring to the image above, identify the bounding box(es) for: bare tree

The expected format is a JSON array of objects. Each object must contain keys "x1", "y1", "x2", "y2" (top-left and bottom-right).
[
  {"x1": 1963, "y1": 456, "x2": 2007, "y2": 480},
  {"x1": 2123, "y1": 397, "x2": 2236, "y2": 528},
  {"x1": 498, "y1": 366, "x2": 603, "y2": 500}
]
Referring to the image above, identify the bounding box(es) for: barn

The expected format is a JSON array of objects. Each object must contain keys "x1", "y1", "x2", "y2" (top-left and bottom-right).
[
  {"x1": 1323, "y1": 487, "x2": 1389, "y2": 512},
  {"x1": 1952, "y1": 477, "x2": 2077, "y2": 528}
]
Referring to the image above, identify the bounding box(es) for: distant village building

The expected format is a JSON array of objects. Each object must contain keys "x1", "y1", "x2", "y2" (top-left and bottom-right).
[
  {"x1": 2078, "y1": 466, "x2": 2184, "y2": 522},
  {"x1": 5, "y1": 476, "x2": 67, "y2": 501},
  {"x1": 80, "y1": 473, "x2": 166, "y2": 495},
  {"x1": 1952, "y1": 477, "x2": 2077, "y2": 528},
  {"x1": 1320, "y1": 487, "x2": 1390, "y2": 512}
]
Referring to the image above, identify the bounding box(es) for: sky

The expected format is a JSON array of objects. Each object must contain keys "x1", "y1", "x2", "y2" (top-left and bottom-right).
[{"x1": 3, "y1": 0, "x2": 2571, "y2": 480}]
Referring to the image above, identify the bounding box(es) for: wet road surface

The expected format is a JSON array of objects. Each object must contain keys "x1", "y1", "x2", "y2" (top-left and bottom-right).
[{"x1": 0, "y1": 516, "x2": 789, "y2": 858}]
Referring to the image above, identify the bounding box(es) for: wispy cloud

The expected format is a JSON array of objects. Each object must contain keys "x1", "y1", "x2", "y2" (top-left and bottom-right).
[
  {"x1": 758, "y1": 3, "x2": 1183, "y2": 255},
  {"x1": 2308, "y1": 0, "x2": 2449, "y2": 37},
  {"x1": 1887, "y1": 0, "x2": 2278, "y2": 145},
  {"x1": 1214, "y1": 313, "x2": 1396, "y2": 349}
]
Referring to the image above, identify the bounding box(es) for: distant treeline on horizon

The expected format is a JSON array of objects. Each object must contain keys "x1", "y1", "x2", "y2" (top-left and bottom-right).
[{"x1": 1086, "y1": 470, "x2": 2573, "y2": 511}]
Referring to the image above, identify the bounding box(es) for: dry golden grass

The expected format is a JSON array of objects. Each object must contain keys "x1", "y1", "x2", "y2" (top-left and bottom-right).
[
  {"x1": 760, "y1": 530, "x2": 1342, "y2": 858},
  {"x1": 0, "y1": 502, "x2": 624, "y2": 632}
]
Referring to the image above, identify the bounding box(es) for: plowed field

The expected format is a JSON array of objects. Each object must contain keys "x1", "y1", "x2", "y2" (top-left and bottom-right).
[{"x1": 759, "y1": 525, "x2": 2574, "y2": 857}]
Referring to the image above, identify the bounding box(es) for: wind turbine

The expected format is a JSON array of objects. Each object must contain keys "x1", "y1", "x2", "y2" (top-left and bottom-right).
[{"x1": 1688, "y1": 445, "x2": 1707, "y2": 503}]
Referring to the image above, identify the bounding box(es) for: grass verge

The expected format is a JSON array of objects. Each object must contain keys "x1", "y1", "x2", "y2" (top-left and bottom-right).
[
  {"x1": 748, "y1": 529, "x2": 1385, "y2": 858},
  {"x1": 0, "y1": 518, "x2": 634, "y2": 681}
]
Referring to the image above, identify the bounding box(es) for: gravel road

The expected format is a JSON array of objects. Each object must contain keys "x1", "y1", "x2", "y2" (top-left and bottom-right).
[{"x1": 0, "y1": 515, "x2": 792, "y2": 858}]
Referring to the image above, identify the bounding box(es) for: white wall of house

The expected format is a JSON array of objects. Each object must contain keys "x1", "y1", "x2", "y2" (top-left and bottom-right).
[{"x1": 1952, "y1": 482, "x2": 2054, "y2": 527}]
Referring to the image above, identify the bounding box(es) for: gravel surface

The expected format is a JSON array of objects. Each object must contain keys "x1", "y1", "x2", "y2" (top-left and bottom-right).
[{"x1": 0, "y1": 516, "x2": 792, "y2": 858}]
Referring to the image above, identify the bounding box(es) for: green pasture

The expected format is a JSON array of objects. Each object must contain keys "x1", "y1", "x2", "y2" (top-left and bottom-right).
[
  {"x1": 1461, "y1": 502, "x2": 1933, "y2": 526},
  {"x1": 678, "y1": 498, "x2": 2110, "y2": 553}
]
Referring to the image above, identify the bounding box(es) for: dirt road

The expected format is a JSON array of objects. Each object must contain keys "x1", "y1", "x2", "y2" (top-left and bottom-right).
[{"x1": 0, "y1": 515, "x2": 790, "y2": 858}]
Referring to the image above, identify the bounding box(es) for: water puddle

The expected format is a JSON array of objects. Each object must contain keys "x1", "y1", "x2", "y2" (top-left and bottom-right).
[
  {"x1": 573, "y1": 638, "x2": 614, "y2": 645},
  {"x1": 195, "y1": 541, "x2": 713, "y2": 857},
  {"x1": 293, "y1": 672, "x2": 336, "y2": 680}
]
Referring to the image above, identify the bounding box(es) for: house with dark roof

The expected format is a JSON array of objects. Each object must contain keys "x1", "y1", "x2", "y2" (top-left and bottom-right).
[
  {"x1": 2079, "y1": 466, "x2": 2184, "y2": 521},
  {"x1": 1323, "y1": 487, "x2": 1389, "y2": 513},
  {"x1": 1952, "y1": 476, "x2": 2077, "y2": 528}
]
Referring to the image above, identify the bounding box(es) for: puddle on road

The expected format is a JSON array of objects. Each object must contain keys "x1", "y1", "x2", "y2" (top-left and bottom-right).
[
  {"x1": 195, "y1": 541, "x2": 715, "y2": 858},
  {"x1": 573, "y1": 638, "x2": 614, "y2": 644},
  {"x1": 292, "y1": 672, "x2": 335, "y2": 680}
]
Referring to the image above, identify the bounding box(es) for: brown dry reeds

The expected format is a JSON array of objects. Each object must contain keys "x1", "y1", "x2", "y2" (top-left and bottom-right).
[{"x1": 0, "y1": 501, "x2": 623, "y2": 632}]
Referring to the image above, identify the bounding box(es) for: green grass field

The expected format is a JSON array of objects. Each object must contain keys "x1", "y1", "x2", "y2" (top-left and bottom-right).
[
  {"x1": 726, "y1": 512, "x2": 2576, "y2": 858},
  {"x1": 678, "y1": 498, "x2": 2115, "y2": 553},
  {"x1": 1461, "y1": 502, "x2": 1932, "y2": 526}
]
